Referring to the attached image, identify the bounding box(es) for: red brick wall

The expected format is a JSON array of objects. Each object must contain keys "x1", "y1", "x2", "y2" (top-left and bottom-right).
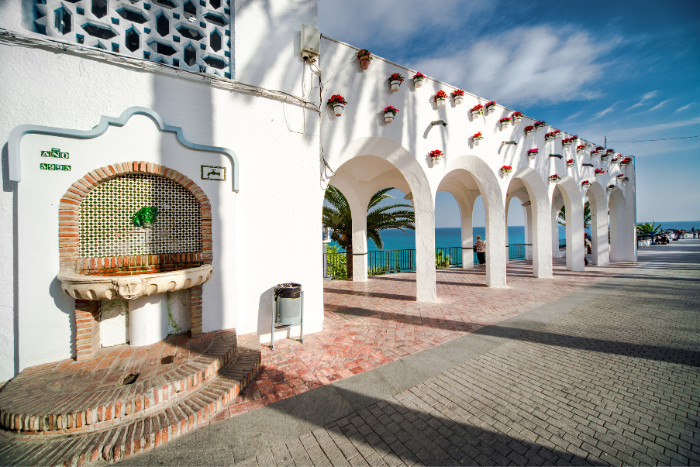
[{"x1": 75, "y1": 300, "x2": 100, "y2": 361}]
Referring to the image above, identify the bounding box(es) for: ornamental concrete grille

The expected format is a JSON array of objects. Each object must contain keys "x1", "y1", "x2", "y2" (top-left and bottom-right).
[
  {"x1": 79, "y1": 174, "x2": 202, "y2": 258},
  {"x1": 31, "y1": 0, "x2": 232, "y2": 78}
]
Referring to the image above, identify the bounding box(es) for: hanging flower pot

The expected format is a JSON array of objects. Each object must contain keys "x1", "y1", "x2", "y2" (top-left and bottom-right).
[
  {"x1": 616, "y1": 174, "x2": 625, "y2": 181},
  {"x1": 594, "y1": 168, "x2": 606, "y2": 177},
  {"x1": 500, "y1": 165, "x2": 512, "y2": 176},
  {"x1": 499, "y1": 117, "x2": 511, "y2": 129},
  {"x1": 607, "y1": 184, "x2": 615, "y2": 193},
  {"x1": 581, "y1": 180, "x2": 591, "y2": 188},
  {"x1": 429, "y1": 149, "x2": 444, "y2": 165},
  {"x1": 611, "y1": 156, "x2": 619, "y2": 164},
  {"x1": 434, "y1": 90, "x2": 448, "y2": 107},
  {"x1": 590, "y1": 151, "x2": 599, "y2": 158},
  {"x1": 534, "y1": 120, "x2": 546, "y2": 131},
  {"x1": 545, "y1": 132, "x2": 557, "y2": 142},
  {"x1": 620, "y1": 157, "x2": 632, "y2": 166},
  {"x1": 562, "y1": 137, "x2": 576, "y2": 147},
  {"x1": 383, "y1": 106, "x2": 398, "y2": 123},
  {"x1": 452, "y1": 89, "x2": 465, "y2": 105},
  {"x1": 357, "y1": 49, "x2": 372, "y2": 70},
  {"x1": 485, "y1": 100, "x2": 497, "y2": 113},
  {"x1": 328, "y1": 94, "x2": 347, "y2": 117},
  {"x1": 524, "y1": 125, "x2": 534, "y2": 137},
  {"x1": 555, "y1": 130, "x2": 562, "y2": 139},
  {"x1": 413, "y1": 72, "x2": 425, "y2": 88},
  {"x1": 472, "y1": 132, "x2": 483, "y2": 146},
  {"x1": 576, "y1": 144, "x2": 586, "y2": 154},
  {"x1": 470, "y1": 103, "x2": 484, "y2": 119},
  {"x1": 388, "y1": 73, "x2": 404, "y2": 92},
  {"x1": 549, "y1": 174, "x2": 561, "y2": 183},
  {"x1": 527, "y1": 148, "x2": 539, "y2": 158},
  {"x1": 566, "y1": 159, "x2": 575, "y2": 167},
  {"x1": 511, "y1": 111, "x2": 523, "y2": 124}
]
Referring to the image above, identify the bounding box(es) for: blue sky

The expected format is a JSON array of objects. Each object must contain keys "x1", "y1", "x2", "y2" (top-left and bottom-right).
[{"x1": 319, "y1": 0, "x2": 700, "y2": 227}]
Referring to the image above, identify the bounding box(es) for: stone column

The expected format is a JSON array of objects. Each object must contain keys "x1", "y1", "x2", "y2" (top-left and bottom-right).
[
  {"x1": 415, "y1": 192, "x2": 437, "y2": 302},
  {"x1": 461, "y1": 201, "x2": 474, "y2": 269},
  {"x1": 524, "y1": 206, "x2": 533, "y2": 260},
  {"x1": 484, "y1": 200, "x2": 507, "y2": 288},
  {"x1": 351, "y1": 203, "x2": 368, "y2": 282}
]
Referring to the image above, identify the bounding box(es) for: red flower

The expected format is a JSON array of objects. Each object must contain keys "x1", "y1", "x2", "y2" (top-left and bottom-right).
[
  {"x1": 582, "y1": 180, "x2": 590, "y2": 185},
  {"x1": 389, "y1": 73, "x2": 405, "y2": 83},
  {"x1": 452, "y1": 89, "x2": 465, "y2": 97},
  {"x1": 501, "y1": 165, "x2": 512, "y2": 172},
  {"x1": 595, "y1": 168, "x2": 605, "y2": 174},
  {"x1": 434, "y1": 90, "x2": 448, "y2": 100},
  {"x1": 384, "y1": 106, "x2": 399, "y2": 115},
  {"x1": 512, "y1": 111, "x2": 523, "y2": 118},
  {"x1": 485, "y1": 100, "x2": 496, "y2": 107},
  {"x1": 525, "y1": 125, "x2": 535, "y2": 132},
  {"x1": 472, "y1": 132, "x2": 483, "y2": 139},
  {"x1": 429, "y1": 149, "x2": 444, "y2": 158},
  {"x1": 499, "y1": 117, "x2": 512, "y2": 123},
  {"x1": 567, "y1": 159, "x2": 575, "y2": 164},
  {"x1": 357, "y1": 49, "x2": 372, "y2": 58},
  {"x1": 328, "y1": 94, "x2": 347, "y2": 105},
  {"x1": 534, "y1": 120, "x2": 546, "y2": 126},
  {"x1": 413, "y1": 72, "x2": 425, "y2": 79},
  {"x1": 549, "y1": 174, "x2": 560, "y2": 180},
  {"x1": 576, "y1": 145, "x2": 586, "y2": 150},
  {"x1": 596, "y1": 146, "x2": 605, "y2": 151},
  {"x1": 527, "y1": 148, "x2": 539, "y2": 154}
]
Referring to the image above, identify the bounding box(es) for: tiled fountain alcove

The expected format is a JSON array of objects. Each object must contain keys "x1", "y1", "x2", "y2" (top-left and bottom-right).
[{"x1": 58, "y1": 161, "x2": 213, "y2": 360}]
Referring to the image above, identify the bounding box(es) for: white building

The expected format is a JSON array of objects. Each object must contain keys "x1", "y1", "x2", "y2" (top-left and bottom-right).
[{"x1": 0, "y1": 0, "x2": 636, "y2": 382}]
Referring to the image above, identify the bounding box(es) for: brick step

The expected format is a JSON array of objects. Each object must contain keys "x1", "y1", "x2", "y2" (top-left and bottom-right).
[
  {"x1": 0, "y1": 336, "x2": 261, "y2": 466},
  {"x1": 0, "y1": 330, "x2": 238, "y2": 436}
]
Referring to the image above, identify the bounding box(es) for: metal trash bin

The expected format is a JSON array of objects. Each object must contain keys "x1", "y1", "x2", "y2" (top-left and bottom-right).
[{"x1": 271, "y1": 283, "x2": 304, "y2": 350}]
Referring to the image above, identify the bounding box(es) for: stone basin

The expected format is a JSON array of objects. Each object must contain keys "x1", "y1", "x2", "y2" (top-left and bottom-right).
[{"x1": 57, "y1": 265, "x2": 213, "y2": 301}]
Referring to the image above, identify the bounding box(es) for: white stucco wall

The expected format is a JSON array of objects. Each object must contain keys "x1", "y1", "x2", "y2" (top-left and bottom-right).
[{"x1": 0, "y1": 0, "x2": 322, "y2": 379}]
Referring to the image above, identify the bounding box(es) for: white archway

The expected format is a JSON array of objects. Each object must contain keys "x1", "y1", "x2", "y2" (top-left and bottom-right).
[
  {"x1": 551, "y1": 176, "x2": 585, "y2": 271},
  {"x1": 585, "y1": 182, "x2": 610, "y2": 266},
  {"x1": 440, "y1": 155, "x2": 506, "y2": 287},
  {"x1": 325, "y1": 137, "x2": 436, "y2": 302}
]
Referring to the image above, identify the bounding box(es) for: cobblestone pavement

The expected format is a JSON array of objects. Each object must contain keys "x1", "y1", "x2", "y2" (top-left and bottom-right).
[
  {"x1": 230, "y1": 259, "x2": 638, "y2": 417},
  {"x1": 120, "y1": 242, "x2": 700, "y2": 466}
]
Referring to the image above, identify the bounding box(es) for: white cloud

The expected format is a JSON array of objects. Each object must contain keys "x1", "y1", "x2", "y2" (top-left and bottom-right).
[
  {"x1": 408, "y1": 26, "x2": 617, "y2": 106},
  {"x1": 674, "y1": 102, "x2": 695, "y2": 113},
  {"x1": 625, "y1": 90, "x2": 658, "y2": 111},
  {"x1": 564, "y1": 110, "x2": 584, "y2": 121},
  {"x1": 647, "y1": 99, "x2": 671, "y2": 112},
  {"x1": 318, "y1": 0, "x2": 493, "y2": 49},
  {"x1": 588, "y1": 103, "x2": 618, "y2": 121}
]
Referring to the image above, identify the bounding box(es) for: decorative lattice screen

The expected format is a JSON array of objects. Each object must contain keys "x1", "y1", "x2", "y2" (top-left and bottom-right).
[{"x1": 79, "y1": 174, "x2": 202, "y2": 258}]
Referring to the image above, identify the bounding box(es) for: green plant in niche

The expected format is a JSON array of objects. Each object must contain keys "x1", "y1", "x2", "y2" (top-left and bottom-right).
[{"x1": 132, "y1": 206, "x2": 159, "y2": 227}]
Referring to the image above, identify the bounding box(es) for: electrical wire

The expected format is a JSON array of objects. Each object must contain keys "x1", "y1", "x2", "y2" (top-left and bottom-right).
[
  {"x1": 0, "y1": 28, "x2": 320, "y2": 113},
  {"x1": 608, "y1": 135, "x2": 700, "y2": 143}
]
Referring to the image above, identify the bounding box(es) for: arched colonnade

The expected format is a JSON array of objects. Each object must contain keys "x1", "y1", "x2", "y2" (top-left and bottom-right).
[{"x1": 323, "y1": 137, "x2": 634, "y2": 303}]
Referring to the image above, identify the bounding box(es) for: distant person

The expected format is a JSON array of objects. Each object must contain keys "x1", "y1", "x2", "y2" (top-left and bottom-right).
[
  {"x1": 474, "y1": 235, "x2": 486, "y2": 265},
  {"x1": 584, "y1": 233, "x2": 589, "y2": 266}
]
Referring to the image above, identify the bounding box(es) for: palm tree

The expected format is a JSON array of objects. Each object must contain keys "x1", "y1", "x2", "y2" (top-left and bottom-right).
[
  {"x1": 636, "y1": 222, "x2": 662, "y2": 236},
  {"x1": 323, "y1": 186, "x2": 415, "y2": 279},
  {"x1": 558, "y1": 202, "x2": 591, "y2": 228}
]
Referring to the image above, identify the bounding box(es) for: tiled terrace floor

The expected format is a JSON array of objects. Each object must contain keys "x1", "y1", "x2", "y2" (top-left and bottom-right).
[{"x1": 227, "y1": 259, "x2": 639, "y2": 418}]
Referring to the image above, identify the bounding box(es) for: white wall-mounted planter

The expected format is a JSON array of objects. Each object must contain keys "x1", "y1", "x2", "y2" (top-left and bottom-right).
[
  {"x1": 454, "y1": 96, "x2": 464, "y2": 105},
  {"x1": 333, "y1": 104, "x2": 345, "y2": 116},
  {"x1": 486, "y1": 105, "x2": 496, "y2": 114},
  {"x1": 582, "y1": 183, "x2": 591, "y2": 188},
  {"x1": 436, "y1": 98, "x2": 445, "y2": 108},
  {"x1": 432, "y1": 157, "x2": 442, "y2": 165},
  {"x1": 549, "y1": 177, "x2": 560, "y2": 183},
  {"x1": 414, "y1": 78, "x2": 424, "y2": 88},
  {"x1": 567, "y1": 163, "x2": 575, "y2": 168},
  {"x1": 513, "y1": 117, "x2": 522, "y2": 124},
  {"x1": 470, "y1": 110, "x2": 481, "y2": 119},
  {"x1": 473, "y1": 138, "x2": 481, "y2": 146},
  {"x1": 536, "y1": 126, "x2": 545, "y2": 131},
  {"x1": 500, "y1": 121, "x2": 510, "y2": 129},
  {"x1": 525, "y1": 131, "x2": 533, "y2": 138},
  {"x1": 545, "y1": 137, "x2": 555, "y2": 143},
  {"x1": 390, "y1": 80, "x2": 402, "y2": 92},
  {"x1": 556, "y1": 133, "x2": 562, "y2": 139},
  {"x1": 563, "y1": 142, "x2": 572, "y2": 148},
  {"x1": 384, "y1": 112, "x2": 395, "y2": 123},
  {"x1": 528, "y1": 152, "x2": 538, "y2": 158}
]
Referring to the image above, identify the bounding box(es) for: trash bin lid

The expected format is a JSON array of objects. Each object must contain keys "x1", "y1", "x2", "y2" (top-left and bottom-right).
[{"x1": 274, "y1": 283, "x2": 301, "y2": 299}]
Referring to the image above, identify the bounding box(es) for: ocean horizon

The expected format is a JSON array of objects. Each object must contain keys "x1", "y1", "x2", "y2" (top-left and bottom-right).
[{"x1": 329, "y1": 221, "x2": 700, "y2": 252}]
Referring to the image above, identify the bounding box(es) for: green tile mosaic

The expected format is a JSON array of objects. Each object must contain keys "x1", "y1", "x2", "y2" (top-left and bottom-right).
[{"x1": 79, "y1": 174, "x2": 202, "y2": 258}]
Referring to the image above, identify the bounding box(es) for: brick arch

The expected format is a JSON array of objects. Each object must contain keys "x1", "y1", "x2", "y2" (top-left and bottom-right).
[
  {"x1": 59, "y1": 162, "x2": 213, "y2": 351},
  {"x1": 59, "y1": 161, "x2": 212, "y2": 273}
]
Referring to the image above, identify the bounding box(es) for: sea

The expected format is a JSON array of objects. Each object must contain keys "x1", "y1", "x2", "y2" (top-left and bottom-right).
[{"x1": 330, "y1": 221, "x2": 700, "y2": 252}]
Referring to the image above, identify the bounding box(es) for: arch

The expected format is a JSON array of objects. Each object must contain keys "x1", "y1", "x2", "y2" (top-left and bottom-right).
[
  {"x1": 584, "y1": 181, "x2": 609, "y2": 266},
  {"x1": 551, "y1": 176, "x2": 585, "y2": 271},
  {"x1": 608, "y1": 186, "x2": 631, "y2": 261},
  {"x1": 441, "y1": 155, "x2": 506, "y2": 287},
  {"x1": 325, "y1": 137, "x2": 436, "y2": 302},
  {"x1": 58, "y1": 161, "x2": 213, "y2": 273},
  {"x1": 510, "y1": 167, "x2": 552, "y2": 278},
  {"x1": 437, "y1": 179, "x2": 478, "y2": 270}
]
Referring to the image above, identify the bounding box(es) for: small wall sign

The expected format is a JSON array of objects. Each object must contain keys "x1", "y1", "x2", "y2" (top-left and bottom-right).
[
  {"x1": 40, "y1": 163, "x2": 71, "y2": 171},
  {"x1": 41, "y1": 148, "x2": 69, "y2": 159},
  {"x1": 201, "y1": 165, "x2": 226, "y2": 181}
]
